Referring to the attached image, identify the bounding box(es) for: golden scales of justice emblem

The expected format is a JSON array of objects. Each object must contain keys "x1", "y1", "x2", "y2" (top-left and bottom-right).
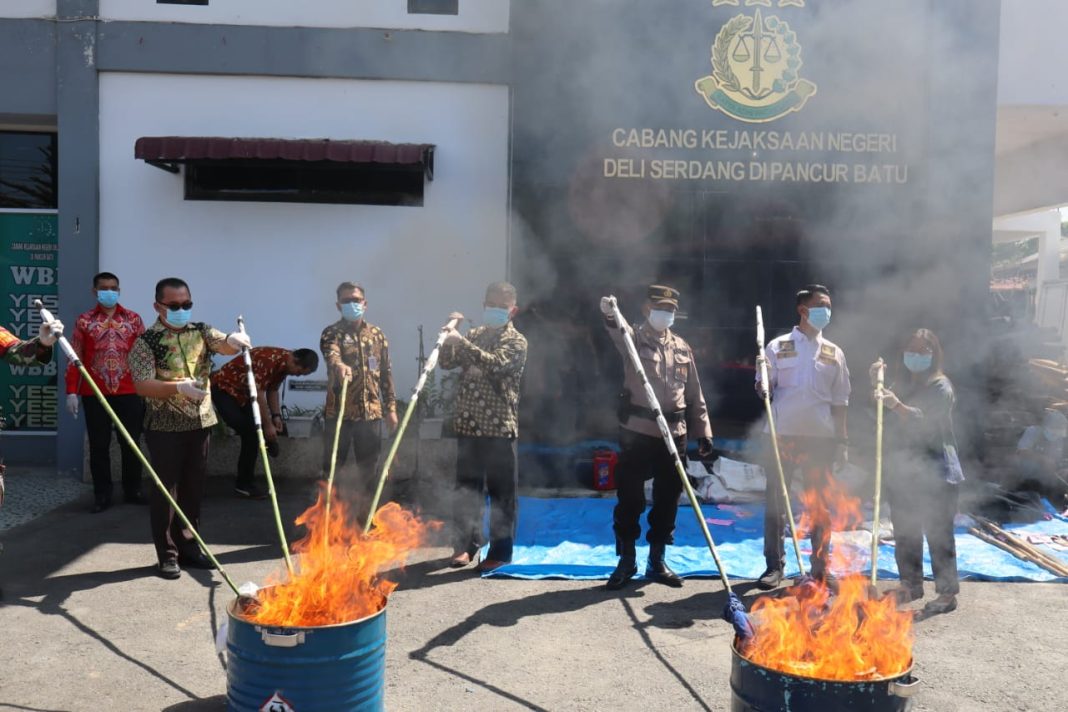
[{"x1": 696, "y1": 0, "x2": 816, "y2": 123}]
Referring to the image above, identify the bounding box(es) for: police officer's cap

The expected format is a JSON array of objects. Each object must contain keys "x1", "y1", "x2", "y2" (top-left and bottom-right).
[{"x1": 647, "y1": 284, "x2": 680, "y2": 309}]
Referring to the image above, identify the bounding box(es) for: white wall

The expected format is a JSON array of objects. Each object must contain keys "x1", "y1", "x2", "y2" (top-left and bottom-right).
[
  {"x1": 100, "y1": 0, "x2": 508, "y2": 33},
  {"x1": 999, "y1": 0, "x2": 1068, "y2": 106},
  {"x1": 98, "y1": 73, "x2": 509, "y2": 407},
  {"x1": 0, "y1": 0, "x2": 55, "y2": 18}
]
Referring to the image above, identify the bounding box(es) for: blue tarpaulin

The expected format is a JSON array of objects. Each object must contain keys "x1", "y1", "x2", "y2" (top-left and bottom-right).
[{"x1": 483, "y1": 496, "x2": 1068, "y2": 583}]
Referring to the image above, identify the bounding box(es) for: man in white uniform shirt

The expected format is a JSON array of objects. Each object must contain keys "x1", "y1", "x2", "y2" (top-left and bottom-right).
[{"x1": 756, "y1": 284, "x2": 851, "y2": 590}]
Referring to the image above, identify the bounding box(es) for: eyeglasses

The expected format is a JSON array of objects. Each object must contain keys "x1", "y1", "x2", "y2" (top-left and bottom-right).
[
  {"x1": 339, "y1": 297, "x2": 365, "y2": 305},
  {"x1": 160, "y1": 301, "x2": 194, "y2": 310}
]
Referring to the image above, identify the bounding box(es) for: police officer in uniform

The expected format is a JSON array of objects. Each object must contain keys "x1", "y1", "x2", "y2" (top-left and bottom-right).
[
  {"x1": 600, "y1": 285, "x2": 713, "y2": 590},
  {"x1": 756, "y1": 284, "x2": 851, "y2": 589}
]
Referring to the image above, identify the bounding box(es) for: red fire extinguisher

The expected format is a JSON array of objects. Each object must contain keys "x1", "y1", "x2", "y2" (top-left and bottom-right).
[{"x1": 592, "y1": 450, "x2": 618, "y2": 491}]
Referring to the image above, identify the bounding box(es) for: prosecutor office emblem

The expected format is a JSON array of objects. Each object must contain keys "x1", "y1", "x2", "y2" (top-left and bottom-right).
[{"x1": 695, "y1": 7, "x2": 816, "y2": 123}]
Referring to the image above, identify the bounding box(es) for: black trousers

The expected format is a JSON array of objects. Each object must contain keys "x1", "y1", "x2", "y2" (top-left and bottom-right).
[
  {"x1": 453, "y1": 436, "x2": 518, "y2": 562},
  {"x1": 145, "y1": 428, "x2": 210, "y2": 563},
  {"x1": 889, "y1": 474, "x2": 960, "y2": 595},
  {"x1": 211, "y1": 386, "x2": 259, "y2": 488},
  {"x1": 763, "y1": 436, "x2": 836, "y2": 576},
  {"x1": 82, "y1": 394, "x2": 144, "y2": 502},
  {"x1": 613, "y1": 428, "x2": 686, "y2": 550},
  {"x1": 321, "y1": 418, "x2": 382, "y2": 489}
]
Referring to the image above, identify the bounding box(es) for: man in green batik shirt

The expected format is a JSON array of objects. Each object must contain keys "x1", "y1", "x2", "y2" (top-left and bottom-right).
[
  {"x1": 129, "y1": 277, "x2": 251, "y2": 580},
  {"x1": 439, "y1": 281, "x2": 528, "y2": 573}
]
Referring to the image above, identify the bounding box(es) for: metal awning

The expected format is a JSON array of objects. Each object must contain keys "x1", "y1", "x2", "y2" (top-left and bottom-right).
[{"x1": 133, "y1": 136, "x2": 435, "y2": 178}]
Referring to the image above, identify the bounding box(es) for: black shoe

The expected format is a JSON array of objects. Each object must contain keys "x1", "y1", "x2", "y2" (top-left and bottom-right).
[
  {"x1": 645, "y1": 544, "x2": 683, "y2": 588},
  {"x1": 235, "y1": 483, "x2": 268, "y2": 500},
  {"x1": 158, "y1": 559, "x2": 181, "y2": 579},
  {"x1": 90, "y1": 499, "x2": 111, "y2": 514},
  {"x1": 922, "y1": 594, "x2": 957, "y2": 615},
  {"x1": 606, "y1": 556, "x2": 638, "y2": 590},
  {"x1": 756, "y1": 567, "x2": 784, "y2": 590},
  {"x1": 124, "y1": 492, "x2": 148, "y2": 505},
  {"x1": 178, "y1": 550, "x2": 217, "y2": 570}
]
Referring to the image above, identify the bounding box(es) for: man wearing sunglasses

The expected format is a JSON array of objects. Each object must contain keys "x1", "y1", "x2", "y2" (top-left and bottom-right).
[
  {"x1": 65, "y1": 271, "x2": 146, "y2": 513},
  {"x1": 128, "y1": 277, "x2": 252, "y2": 580},
  {"x1": 319, "y1": 282, "x2": 398, "y2": 492}
]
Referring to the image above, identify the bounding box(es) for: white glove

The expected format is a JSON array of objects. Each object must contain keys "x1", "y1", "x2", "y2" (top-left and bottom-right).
[
  {"x1": 175, "y1": 379, "x2": 209, "y2": 402},
  {"x1": 600, "y1": 297, "x2": 615, "y2": 316},
  {"x1": 868, "y1": 360, "x2": 885, "y2": 388},
  {"x1": 226, "y1": 331, "x2": 252, "y2": 351},
  {"x1": 66, "y1": 394, "x2": 79, "y2": 418},
  {"x1": 39, "y1": 319, "x2": 64, "y2": 346}
]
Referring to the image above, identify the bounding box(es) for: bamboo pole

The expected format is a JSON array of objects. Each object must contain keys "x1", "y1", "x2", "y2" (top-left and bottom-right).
[
  {"x1": 323, "y1": 376, "x2": 349, "y2": 544},
  {"x1": 235, "y1": 317, "x2": 293, "y2": 575}
]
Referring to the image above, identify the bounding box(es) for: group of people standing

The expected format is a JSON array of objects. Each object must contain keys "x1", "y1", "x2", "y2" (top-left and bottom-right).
[
  {"x1": 9, "y1": 268, "x2": 965, "y2": 609},
  {"x1": 56, "y1": 272, "x2": 529, "y2": 580},
  {"x1": 600, "y1": 283, "x2": 963, "y2": 616}
]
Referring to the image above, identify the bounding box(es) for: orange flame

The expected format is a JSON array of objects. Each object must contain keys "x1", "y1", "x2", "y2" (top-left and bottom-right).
[
  {"x1": 244, "y1": 487, "x2": 435, "y2": 627},
  {"x1": 743, "y1": 475, "x2": 914, "y2": 681}
]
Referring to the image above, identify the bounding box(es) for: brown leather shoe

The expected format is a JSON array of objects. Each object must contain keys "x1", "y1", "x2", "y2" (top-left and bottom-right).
[
  {"x1": 476, "y1": 559, "x2": 508, "y2": 573},
  {"x1": 449, "y1": 551, "x2": 473, "y2": 568}
]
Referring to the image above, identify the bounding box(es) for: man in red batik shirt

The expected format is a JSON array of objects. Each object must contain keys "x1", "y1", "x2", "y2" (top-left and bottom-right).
[
  {"x1": 66, "y1": 272, "x2": 146, "y2": 512},
  {"x1": 211, "y1": 346, "x2": 319, "y2": 498}
]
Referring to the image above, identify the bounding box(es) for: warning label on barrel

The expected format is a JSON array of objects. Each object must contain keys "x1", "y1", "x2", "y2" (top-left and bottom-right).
[{"x1": 259, "y1": 691, "x2": 295, "y2": 712}]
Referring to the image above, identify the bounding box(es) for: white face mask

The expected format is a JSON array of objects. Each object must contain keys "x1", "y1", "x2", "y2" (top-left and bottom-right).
[{"x1": 648, "y1": 309, "x2": 675, "y2": 332}]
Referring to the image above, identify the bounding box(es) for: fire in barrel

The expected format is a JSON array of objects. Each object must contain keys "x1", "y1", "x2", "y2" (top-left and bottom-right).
[
  {"x1": 227, "y1": 488, "x2": 433, "y2": 712},
  {"x1": 732, "y1": 479, "x2": 920, "y2": 712}
]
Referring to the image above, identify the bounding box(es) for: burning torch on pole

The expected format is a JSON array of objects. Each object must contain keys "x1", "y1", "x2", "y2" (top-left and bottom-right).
[
  {"x1": 364, "y1": 315, "x2": 460, "y2": 533},
  {"x1": 235, "y1": 316, "x2": 293, "y2": 576},
  {"x1": 34, "y1": 300, "x2": 241, "y2": 596},
  {"x1": 606, "y1": 296, "x2": 753, "y2": 639},
  {"x1": 755, "y1": 306, "x2": 810, "y2": 582}
]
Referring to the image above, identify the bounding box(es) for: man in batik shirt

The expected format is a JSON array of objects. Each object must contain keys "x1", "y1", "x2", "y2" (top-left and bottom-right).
[
  {"x1": 439, "y1": 281, "x2": 528, "y2": 573},
  {"x1": 211, "y1": 346, "x2": 319, "y2": 498},
  {"x1": 129, "y1": 277, "x2": 250, "y2": 580},
  {"x1": 66, "y1": 271, "x2": 146, "y2": 512},
  {"x1": 319, "y1": 282, "x2": 398, "y2": 490}
]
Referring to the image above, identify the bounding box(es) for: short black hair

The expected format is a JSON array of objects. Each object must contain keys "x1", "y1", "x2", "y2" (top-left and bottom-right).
[
  {"x1": 486, "y1": 281, "x2": 518, "y2": 303},
  {"x1": 796, "y1": 284, "x2": 830, "y2": 306},
  {"x1": 155, "y1": 277, "x2": 189, "y2": 303},
  {"x1": 336, "y1": 281, "x2": 365, "y2": 300},
  {"x1": 292, "y1": 348, "x2": 319, "y2": 372},
  {"x1": 93, "y1": 271, "x2": 119, "y2": 288}
]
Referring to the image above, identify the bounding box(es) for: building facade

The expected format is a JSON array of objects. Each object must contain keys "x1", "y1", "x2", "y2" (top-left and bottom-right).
[{"x1": 1, "y1": 0, "x2": 1002, "y2": 476}]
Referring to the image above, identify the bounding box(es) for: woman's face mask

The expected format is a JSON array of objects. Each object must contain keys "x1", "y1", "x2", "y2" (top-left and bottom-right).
[{"x1": 903, "y1": 351, "x2": 933, "y2": 373}]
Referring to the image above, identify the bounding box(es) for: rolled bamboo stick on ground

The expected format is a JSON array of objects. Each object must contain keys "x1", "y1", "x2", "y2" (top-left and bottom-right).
[
  {"x1": 978, "y1": 519, "x2": 1068, "y2": 576},
  {"x1": 968, "y1": 527, "x2": 1068, "y2": 577}
]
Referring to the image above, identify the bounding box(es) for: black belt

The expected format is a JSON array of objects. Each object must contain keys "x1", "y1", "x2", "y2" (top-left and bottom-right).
[{"x1": 625, "y1": 404, "x2": 685, "y2": 425}]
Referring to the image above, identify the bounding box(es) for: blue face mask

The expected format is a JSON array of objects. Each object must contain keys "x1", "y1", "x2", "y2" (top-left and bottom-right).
[
  {"x1": 341, "y1": 302, "x2": 365, "y2": 322},
  {"x1": 166, "y1": 308, "x2": 192, "y2": 328},
  {"x1": 96, "y1": 290, "x2": 119, "y2": 308},
  {"x1": 903, "y1": 351, "x2": 933, "y2": 373},
  {"x1": 483, "y1": 307, "x2": 511, "y2": 329},
  {"x1": 806, "y1": 306, "x2": 831, "y2": 330},
  {"x1": 648, "y1": 309, "x2": 675, "y2": 332}
]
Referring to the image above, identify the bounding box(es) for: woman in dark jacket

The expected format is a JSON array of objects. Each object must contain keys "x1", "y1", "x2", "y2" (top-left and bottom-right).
[{"x1": 876, "y1": 328, "x2": 963, "y2": 615}]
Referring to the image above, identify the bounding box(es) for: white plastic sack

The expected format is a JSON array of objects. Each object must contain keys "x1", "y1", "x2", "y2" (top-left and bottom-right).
[{"x1": 712, "y1": 456, "x2": 767, "y2": 493}]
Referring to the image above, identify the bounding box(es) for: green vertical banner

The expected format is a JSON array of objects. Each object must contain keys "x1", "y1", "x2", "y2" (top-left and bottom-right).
[{"x1": 0, "y1": 212, "x2": 59, "y2": 431}]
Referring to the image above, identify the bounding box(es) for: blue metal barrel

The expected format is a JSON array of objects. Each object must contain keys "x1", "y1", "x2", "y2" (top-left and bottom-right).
[{"x1": 226, "y1": 597, "x2": 386, "y2": 712}]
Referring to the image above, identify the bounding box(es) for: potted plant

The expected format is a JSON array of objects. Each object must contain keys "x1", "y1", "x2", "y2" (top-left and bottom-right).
[{"x1": 282, "y1": 404, "x2": 324, "y2": 439}]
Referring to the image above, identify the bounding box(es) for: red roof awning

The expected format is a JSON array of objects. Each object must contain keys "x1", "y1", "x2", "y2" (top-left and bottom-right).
[{"x1": 134, "y1": 136, "x2": 434, "y2": 177}]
